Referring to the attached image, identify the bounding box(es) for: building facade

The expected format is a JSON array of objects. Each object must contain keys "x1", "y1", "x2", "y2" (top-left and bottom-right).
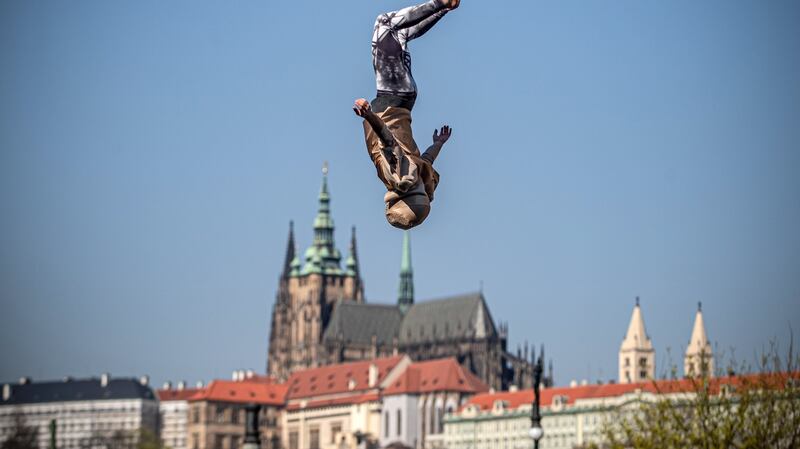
[
  {"x1": 0, "y1": 375, "x2": 158, "y2": 449},
  {"x1": 267, "y1": 169, "x2": 543, "y2": 391},
  {"x1": 282, "y1": 356, "x2": 410, "y2": 449},
  {"x1": 157, "y1": 382, "x2": 203, "y2": 449},
  {"x1": 186, "y1": 379, "x2": 286, "y2": 449},
  {"x1": 379, "y1": 358, "x2": 488, "y2": 449}
]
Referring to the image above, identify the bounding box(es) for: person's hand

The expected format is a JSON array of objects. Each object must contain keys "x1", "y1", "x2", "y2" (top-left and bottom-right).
[
  {"x1": 353, "y1": 98, "x2": 371, "y2": 117},
  {"x1": 442, "y1": 0, "x2": 460, "y2": 10},
  {"x1": 433, "y1": 125, "x2": 452, "y2": 145}
]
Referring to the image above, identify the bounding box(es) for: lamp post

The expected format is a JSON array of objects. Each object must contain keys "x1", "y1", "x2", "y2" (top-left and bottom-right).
[
  {"x1": 242, "y1": 404, "x2": 261, "y2": 449},
  {"x1": 529, "y1": 347, "x2": 544, "y2": 449}
]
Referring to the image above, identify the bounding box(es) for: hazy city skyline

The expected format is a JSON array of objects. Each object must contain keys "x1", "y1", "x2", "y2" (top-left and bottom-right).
[{"x1": 2, "y1": 0, "x2": 799, "y2": 389}]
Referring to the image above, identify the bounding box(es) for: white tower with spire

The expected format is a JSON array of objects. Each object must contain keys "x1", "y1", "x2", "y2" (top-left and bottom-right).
[
  {"x1": 684, "y1": 302, "x2": 713, "y2": 377},
  {"x1": 619, "y1": 297, "x2": 655, "y2": 384}
]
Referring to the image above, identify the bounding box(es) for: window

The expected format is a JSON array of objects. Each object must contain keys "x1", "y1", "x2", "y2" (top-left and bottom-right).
[
  {"x1": 397, "y1": 409, "x2": 402, "y2": 436},
  {"x1": 288, "y1": 431, "x2": 298, "y2": 449},
  {"x1": 309, "y1": 428, "x2": 320, "y2": 449},
  {"x1": 640, "y1": 370, "x2": 647, "y2": 378},
  {"x1": 639, "y1": 357, "x2": 647, "y2": 367},
  {"x1": 215, "y1": 406, "x2": 226, "y2": 423},
  {"x1": 213, "y1": 435, "x2": 223, "y2": 449},
  {"x1": 330, "y1": 423, "x2": 341, "y2": 444},
  {"x1": 624, "y1": 357, "x2": 630, "y2": 367},
  {"x1": 192, "y1": 408, "x2": 200, "y2": 424},
  {"x1": 231, "y1": 407, "x2": 239, "y2": 424}
]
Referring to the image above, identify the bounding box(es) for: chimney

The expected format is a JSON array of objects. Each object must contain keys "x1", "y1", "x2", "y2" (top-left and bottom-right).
[
  {"x1": 101, "y1": 373, "x2": 110, "y2": 387},
  {"x1": 509, "y1": 385, "x2": 519, "y2": 392},
  {"x1": 232, "y1": 371, "x2": 240, "y2": 381},
  {"x1": 580, "y1": 379, "x2": 588, "y2": 386},
  {"x1": 245, "y1": 370, "x2": 255, "y2": 379},
  {"x1": 139, "y1": 375, "x2": 149, "y2": 386},
  {"x1": 63, "y1": 376, "x2": 73, "y2": 383},
  {"x1": 18, "y1": 377, "x2": 31, "y2": 385},
  {"x1": 569, "y1": 380, "x2": 577, "y2": 388},
  {"x1": 368, "y1": 364, "x2": 379, "y2": 388},
  {"x1": 2, "y1": 384, "x2": 10, "y2": 401},
  {"x1": 177, "y1": 381, "x2": 186, "y2": 390},
  {"x1": 196, "y1": 381, "x2": 204, "y2": 388},
  {"x1": 162, "y1": 381, "x2": 172, "y2": 390}
]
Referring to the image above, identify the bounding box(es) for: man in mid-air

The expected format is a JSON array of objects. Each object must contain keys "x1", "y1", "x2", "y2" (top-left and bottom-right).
[{"x1": 354, "y1": 0, "x2": 460, "y2": 229}]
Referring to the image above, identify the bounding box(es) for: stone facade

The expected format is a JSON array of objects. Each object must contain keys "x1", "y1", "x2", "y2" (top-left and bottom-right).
[{"x1": 185, "y1": 379, "x2": 285, "y2": 449}]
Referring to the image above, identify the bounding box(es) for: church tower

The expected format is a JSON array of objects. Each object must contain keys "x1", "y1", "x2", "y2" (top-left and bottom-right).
[
  {"x1": 684, "y1": 302, "x2": 713, "y2": 377},
  {"x1": 619, "y1": 297, "x2": 655, "y2": 384},
  {"x1": 397, "y1": 231, "x2": 414, "y2": 313},
  {"x1": 267, "y1": 165, "x2": 364, "y2": 380}
]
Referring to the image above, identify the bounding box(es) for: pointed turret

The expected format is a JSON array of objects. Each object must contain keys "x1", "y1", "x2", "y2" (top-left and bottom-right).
[
  {"x1": 303, "y1": 163, "x2": 342, "y2": 275},
  {"x1": 397, "y1": 231, "x2": 414, "y2": 313},
  {"x1": 619, "y1": 297, "x2": 655, "y2": 384},
  {"x1": 684, "y1": 302, "x2": 713, "y2": 377},
  {"x1": 282, "y1": 221, "x2": 296, "y2": 278},
  {"x1": 345, "y1": 226, "x2": 360, "y2": 276}
]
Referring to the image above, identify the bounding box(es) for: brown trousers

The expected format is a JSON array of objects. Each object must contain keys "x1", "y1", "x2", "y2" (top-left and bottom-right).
[{"x1": 362, "y1": 107, "x2": 440, "y2": 202}]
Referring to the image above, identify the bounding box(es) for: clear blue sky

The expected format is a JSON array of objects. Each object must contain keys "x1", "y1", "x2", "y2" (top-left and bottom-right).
[{"x1": 1, "y1": 0, "x2": 798, "y2": 388}]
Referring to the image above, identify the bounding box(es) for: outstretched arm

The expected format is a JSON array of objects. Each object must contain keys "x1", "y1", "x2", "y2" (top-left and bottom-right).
[
  {"x1": 381, "y1": 0, "x2": 458, "y2": 34},
  {"x1": 422, "y1": 125, "x2": 452, "y2": 164},
  {"x1": 354, "y1": 99, "x2": 395, "y2": 148}
]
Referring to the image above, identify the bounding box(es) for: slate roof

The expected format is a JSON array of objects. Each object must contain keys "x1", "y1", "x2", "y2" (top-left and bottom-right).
[
  {"x1": 322, "y1": 301, "x2": 403, "y2": 346},
  {"x1": 321, "y1": 293, "x2": 497, "y2": 347},
  {"x1": 398, "y1": 293, "x2": 496, "y2": 344},
  {"x1": 2, "y1": 378, "x2": 156, "y2": 405}
]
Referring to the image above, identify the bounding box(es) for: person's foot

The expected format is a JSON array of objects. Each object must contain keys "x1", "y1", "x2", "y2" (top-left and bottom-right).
[
  {"x1": 442, "y1": 0, "x2": 460, "y2": 9},
  {"x1": 353, "y1": 98, "x2": 371, "y2": 117}
]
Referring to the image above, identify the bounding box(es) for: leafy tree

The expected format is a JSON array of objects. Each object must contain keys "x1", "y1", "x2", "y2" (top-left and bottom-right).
[{"x1": 600, "y1": 342, "x2": 800, "y2": 449}]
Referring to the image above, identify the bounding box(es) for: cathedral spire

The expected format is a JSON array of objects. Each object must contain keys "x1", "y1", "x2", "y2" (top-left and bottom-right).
[
  {"x1": 302, "y1": 163, "x2": 342, "y2": 275},
  {"x1": 619, "y1": 297, "x2": 655, "y2": 383},
  {"x1": 398, "y1": 231, "x2": 414, "y2": 313},
  {"x1": 282, "y1": 221, "x2": 296, "y2": 278},
  {"x1": 345, "y1": 226, "x2": 360, "y2": 276},
  {"x1": 685, "y1": 302, "x2": 713, "y2": 377}
]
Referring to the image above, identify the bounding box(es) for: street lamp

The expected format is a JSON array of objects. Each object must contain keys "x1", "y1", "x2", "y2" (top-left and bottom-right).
[
  {"x1": 529, "y1": 346, "x2": 544, "y2": 449},
  {"x1": 242, "y1": 403, "x2": 261, "y2": 449}
]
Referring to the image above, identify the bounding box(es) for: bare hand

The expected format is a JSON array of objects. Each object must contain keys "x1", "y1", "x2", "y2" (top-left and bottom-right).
[
  {"x1": 353, "y1": 98, "x2": 371, "y2": 117},
  {"x1": 433, "y1": 125, "x2": 452, "y2": 145},
  {"x1": 442, "y1": 0, "x2": 460, "y2": 10}
]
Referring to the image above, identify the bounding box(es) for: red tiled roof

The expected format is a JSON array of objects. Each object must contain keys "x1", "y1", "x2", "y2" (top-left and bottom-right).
[
  {"x1": 465, "y1": 372, "x2": 799, "y2": 411},
  {"x1": 157, "y1": 388, "x2": 204, "y2": 401},
  {"x1": 188, "y1": 380, "x2": 288, "y2": 406},
  {"x1": 285, "y1": 393, "x2": 380, "y2": 411},
  {"x1": 286, "y1": 355, "x2": 404, "y2": 399},
  {"x1": 384, "y1": 357, "x2": 489, "y2": 395}
]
